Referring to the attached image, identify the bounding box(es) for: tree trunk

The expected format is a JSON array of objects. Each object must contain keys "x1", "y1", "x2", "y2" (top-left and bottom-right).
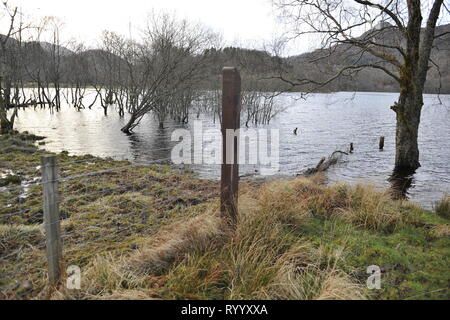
[
  {"x1": 0, "y1": 114, "x2": 14, "y2": 134},
  {"x1": 0, "y1": 97, "x2": 13, "y2": 134},
  {"x1": 0, "y1": 115, "x2": 12, "y2": 134},
  {"x1": 393, "y1": 91, "x2": 423, "y2": 173},
  {"x1": 121, "y1": 114, "x2": 137, "y2": 134}
]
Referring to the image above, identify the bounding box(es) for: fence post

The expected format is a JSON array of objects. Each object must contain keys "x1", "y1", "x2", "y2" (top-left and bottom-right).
[
  {"x1": 221, "y1": 67, "x2": 241, "y2": 227},
  {"x1": 379, "y1": 136, "x2": 385, "y2": 150},
  {"x1": 41, "y1": 155, "x2": 62, "y2": 286}
]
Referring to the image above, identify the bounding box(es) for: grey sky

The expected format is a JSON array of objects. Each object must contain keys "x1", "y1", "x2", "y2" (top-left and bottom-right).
[{"x1": 10, "y1": 0, "x2": 293, "y2": 52}]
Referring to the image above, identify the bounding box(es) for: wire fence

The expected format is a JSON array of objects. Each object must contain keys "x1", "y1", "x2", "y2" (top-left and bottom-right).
[
  {"x1": 2, "y1": 68, "x2": 241, "y2": 293},
  {"x1": 0, "y1": 152, "x2": 212, "y2": 287}
]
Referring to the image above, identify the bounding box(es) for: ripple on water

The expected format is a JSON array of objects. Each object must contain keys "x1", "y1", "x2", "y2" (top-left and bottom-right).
[{"x1": 14, "y1": 91, "x2": 450, "y2": 209}]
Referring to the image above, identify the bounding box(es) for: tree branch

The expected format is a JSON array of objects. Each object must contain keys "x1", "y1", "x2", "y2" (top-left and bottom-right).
[
  {"x1": 418, "y1": 0, "x2": 444, "y2": 89},
  {"x1": 354, "y1": 0, "x2": 405, "y2": 32}
]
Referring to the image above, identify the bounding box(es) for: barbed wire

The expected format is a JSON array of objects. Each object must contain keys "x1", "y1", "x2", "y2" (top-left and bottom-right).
[
  {"x1": 0, "y1": 157, "x2": 173, "y2": 193},
  {"x1": 1, "y1": 189, "x2": 206, "y2": 263},
  {"x1": 41, "y1": 196, "x2": 189, "y2": 266},
  {"x1": 57, "y1": 157, "x2": 101, "y2": 167},
  {"x1": 0, "y1": 204, "x2": 43, "y2": 219},
  {"x1": 9, "y1": 156, "x2": 114, "y2": 174},
  {"x1": 9, "y1": 164, "x2": 42, "y2": 174},
  {"x1": 44, "y1": 196, "x2": 181, "y2": 232},
  {"x1": 61, "y1": 194, "x2": 201, "y2": 264},
  {"x1": 0, "y1": 183, "x2": 139, "y2": 220},
  {"x1": 0, "y1": 228, "x2": 41, "y2": 244},
  {"x1": 0, "y1": 160, "x2": 190, "y2": 222},
  {"x1": 58, "y1": 157, "x2": 172, "y2": 182},
  {"x1": 1, "y1": 152, "x2": 221, "y2": 283}
]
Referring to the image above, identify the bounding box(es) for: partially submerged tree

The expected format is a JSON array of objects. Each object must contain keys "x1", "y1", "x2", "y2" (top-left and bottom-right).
[
  {"x1": 0, "y1": 3, "x2": 23, "y2": 134},
  {"x1": 117, "y1": 13, "x2": 218, "y2": 133},
  {"x1": 274, "y1": 0, "x2": 448, "y2": 174},
  {"x1": 1, "y1": 4, "x2": 69, "y2": 134}
]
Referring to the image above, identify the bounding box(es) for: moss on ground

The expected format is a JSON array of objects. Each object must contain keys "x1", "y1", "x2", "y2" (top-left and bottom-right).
[{"x1": 0, "y1": 133, "x2": 219, "y2": 299}]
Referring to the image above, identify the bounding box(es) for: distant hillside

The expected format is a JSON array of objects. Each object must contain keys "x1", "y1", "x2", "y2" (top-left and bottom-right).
[
  {"x1": 286, "y1": 23, "x2": 450, "y2": 93},
  {"x1": 34, "y1": 41, "x2": 74, "y2": 57},
  {"x1": 1, "y1": 23, "x2": 449, "y2": 93}
]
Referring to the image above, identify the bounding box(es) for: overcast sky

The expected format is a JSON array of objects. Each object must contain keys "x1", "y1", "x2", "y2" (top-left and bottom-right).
[{"x1": 9, "y1": 0, "x2": 295, "y2": 53}]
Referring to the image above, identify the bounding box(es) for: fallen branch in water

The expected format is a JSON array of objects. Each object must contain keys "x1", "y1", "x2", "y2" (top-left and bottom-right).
[
  {"x1": 6, "y1": 101, "x2": 48, "y2": 110},
  {"x1": 301, "y1": 150, "x2": 349, "y2": 176}
]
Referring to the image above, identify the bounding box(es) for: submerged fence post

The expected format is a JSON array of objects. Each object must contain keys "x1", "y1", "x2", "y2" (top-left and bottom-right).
[
  {"x1": 221, "y1": 67, "x2": 241, "y2": 227},
  {"x1": 41, "y1": 155, "x2": 62, "y2": 286},
  {"x1": 379, "y1": 136, "x2": 385, "y2": 150}
]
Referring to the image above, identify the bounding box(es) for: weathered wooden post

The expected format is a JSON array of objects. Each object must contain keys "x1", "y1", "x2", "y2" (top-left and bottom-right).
[
  {"x1": 379, "y1": 136, "x2": 385, "y2": 150},
  {"x1": 221, "y1": 67, "x2": 241, "y2": 227},
  {"x1": 41, "y1": 155, "x2": 62, "y2": 286}
]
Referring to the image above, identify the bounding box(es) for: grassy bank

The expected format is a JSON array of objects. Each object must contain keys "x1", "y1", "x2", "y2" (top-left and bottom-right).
[{"x1": 1, "y1": 133, "x2": 449, "y2": 300}]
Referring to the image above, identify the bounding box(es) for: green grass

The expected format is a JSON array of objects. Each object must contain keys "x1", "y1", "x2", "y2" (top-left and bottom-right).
[
  {"x1": 55, "y1": 177, "x2": 449, "y2": 301},
  {"x1": 0, "y1": 132, "x2": 219, "y2": 299}
]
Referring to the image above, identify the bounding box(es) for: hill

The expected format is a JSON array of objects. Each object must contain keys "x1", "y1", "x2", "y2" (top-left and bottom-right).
[
  {"x1": 1, "y1": 23, "x2": 450, "y2": 93},
  {"x1": 286, "y1": 23, "x2": 450, "y2": 93}
]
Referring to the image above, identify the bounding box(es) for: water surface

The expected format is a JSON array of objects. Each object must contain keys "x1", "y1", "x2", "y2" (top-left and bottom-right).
[{"x1": 14, "y1": 91, "x2": 450, "y2": 209}]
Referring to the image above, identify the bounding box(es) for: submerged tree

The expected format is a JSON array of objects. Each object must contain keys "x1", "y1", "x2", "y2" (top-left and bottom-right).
[
  {"x1": 0, "y1": 3, "x2": 23, "y2": 134},
  {"x1": 1, "y1": 4, "x2": 70, "y2": 134},
  {"x1": 116, "y1": 13, "x2": 218, "y2": 133},
  {"x1": 274, "y1": 0, "x2": 448, "y2": 174}
]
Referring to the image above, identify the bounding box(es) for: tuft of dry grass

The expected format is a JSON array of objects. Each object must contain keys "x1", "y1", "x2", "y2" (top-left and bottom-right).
[
  {"x1": 48, "y1": 254, "x2": 156, "y2": 300},
  {"x1": 164, "y1": 251, "x2": 226, "y2": 299},
  {"x1": 430, "y1": 224, "x2": 450, "y2": 238},
  {"x1": 0, "y1": 224, "x2": 42, "y2": 238},
  {"x1": 268, "y1": 178, "x2": 421, "y2": 232},
  {"x1": 58, "y1": 208, "x2": 224, "y2": 300},
  {"x1": 336, "y1": 185, "x2": 420, "y2": 231},
  {"x1": 96, "y1": 290, "x2": 160, "y2": 300},
  {"x1": 125, "y1": 209, "x2": 224, "y2": 276},
  {"x1": 223, "y1": 184, "x2": 364, "y2": 300},
  {"x1": 224, "y1": 191, "x2": 308, "y2": 299},
  {"x1": 435, "y1": 195, "x2": 450, "y2": 219},
  {"x1": 256, "y1": 244, "x2": 366, "y2": 300}
]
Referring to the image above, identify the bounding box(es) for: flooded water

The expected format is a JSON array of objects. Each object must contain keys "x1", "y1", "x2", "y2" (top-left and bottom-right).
[{"x1": 13, "y1": 91, "x2": 450, "y2": 209}]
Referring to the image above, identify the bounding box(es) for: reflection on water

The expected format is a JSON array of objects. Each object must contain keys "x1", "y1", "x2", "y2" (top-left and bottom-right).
[
  {"x1": 388, "y1": 169, "x2": 416, "y2": 200},
  {"x1": 14, "y1": 91, "x2": 450, "y2": 209}
]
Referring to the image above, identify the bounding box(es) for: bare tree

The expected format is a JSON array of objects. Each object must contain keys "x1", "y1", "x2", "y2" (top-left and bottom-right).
[
  {"x1": 241, "y1": 76, "x2": 285, "y2": 127},
  {"x1": 1, "y1": 3, "x2": 19, "y2": 133},
  {"x1": 42, "y1": 18, "x2": 65, "y2": 111},
  {"x1": 0, "y1": 2, "x2": 35, "y2": 133},
  {"x1": 87, "y1": 31, "x2": 126, "y2": 116},
  {"x1": 274, "y1": 0, "x2": 448, "y2": 174},
  {"x1": 60, "y1": 41, "x2": 85, "y2": 110},
  {"x1": 118, "y1": 13, "x2": 218, "y2": 133}
]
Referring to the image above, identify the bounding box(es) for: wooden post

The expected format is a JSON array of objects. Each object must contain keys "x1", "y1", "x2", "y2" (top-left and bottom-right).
[
  {"x1": 221, "y1": 67, "x2": 241, "y2": 227},
  {"x1": 41, "y1": 155, "x2": 62, "y2": 286},
  {"x1": 379, "y1": 136, "x2": 385, "y2": 150}
]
